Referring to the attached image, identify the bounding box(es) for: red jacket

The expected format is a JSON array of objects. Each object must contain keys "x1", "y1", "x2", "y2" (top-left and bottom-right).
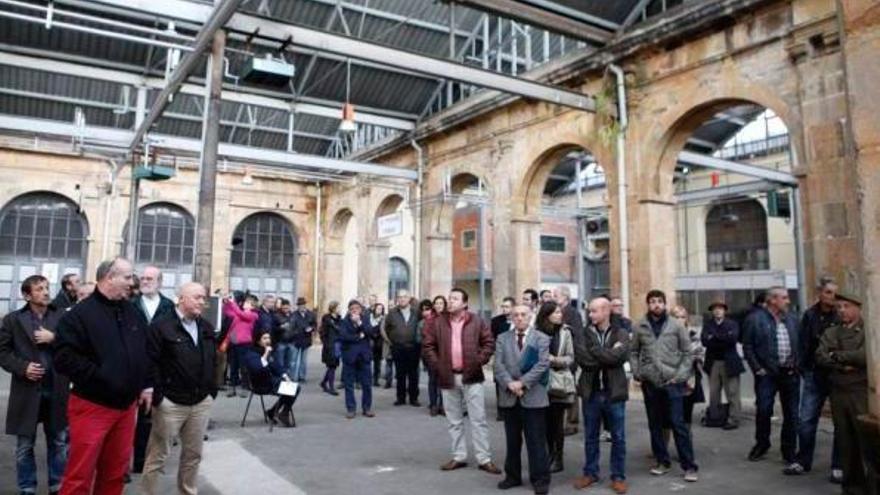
[{"x1": 422, "y1": 311, "x2": 494, "y2": 389}]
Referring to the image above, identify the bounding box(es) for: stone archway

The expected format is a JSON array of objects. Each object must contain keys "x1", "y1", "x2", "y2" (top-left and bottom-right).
[{"x1": 322, "y1": 207, "x2": 357, "y2": 307}]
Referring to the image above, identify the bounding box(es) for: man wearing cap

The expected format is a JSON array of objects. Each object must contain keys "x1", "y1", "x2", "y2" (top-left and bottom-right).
[
  {"x1": 701, "y1": 301, "x2": 744, "y2": 429},
  {"x1": 816, "y1": 292, "x2": 869, "y2": 495},
  {"x1": 290, "y1": 297, "x2": 317, "y2": 382}
]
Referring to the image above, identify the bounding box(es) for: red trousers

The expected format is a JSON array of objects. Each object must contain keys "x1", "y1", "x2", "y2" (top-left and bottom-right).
[{"x1": 60, "y1": 394, "x2": 137, "y2": 495}]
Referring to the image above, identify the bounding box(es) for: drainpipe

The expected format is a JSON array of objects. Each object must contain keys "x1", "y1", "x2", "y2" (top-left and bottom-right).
[
  {"x1": 410, "y1": 139, "x2": 424, "y2": 297},
  {"x1": 314, "y1": 181, "x2": 322, "y2": 307},
  {"x1": 608, "y1": 64, "x2": 631, "y2": 316},
  {"x1": 101, "y1": 159, "x2": 120, "y2": 260}
]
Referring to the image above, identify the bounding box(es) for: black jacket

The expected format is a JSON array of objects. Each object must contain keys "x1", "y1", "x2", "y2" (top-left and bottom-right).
[
  {"x1": 54, "y1": 288, "x2": 150, "y2": 410},
  {"x1": 701, "y1": 317, "x2": 745, "y2": 377},
  {"x1": 799, "y1": 303, "x2": 839, "y2": 371},
  {"x1": 384, "y1": 307, "x2": 419, "y2": 347},
  {"x1": 320, "y1": 314, "x2": 341, "y2": 366},
  {"x1": 0, "y1": 305, "x2": 70, "y2": 436},
  {"x1": 133, "y1": 293, "x2": 177, "y2": 326},
  {"x1": 490, "y1": 314, "x2": 511, "y2": 339},
  {"x1": 562, "y1": 305, "x2": 584, "y2": 333},
  {"x1": 147, "y1": 314, "x2": 217, "y2": 407},
  {"x1": 291, "y1": 309, "x2": 317, "y2": 349},
  {"x1": 573, "y1": 323, "x2": 630, "y2": 403},
  {"x1": 51, "y1": 290, "x2": 76, "y2": 311}
]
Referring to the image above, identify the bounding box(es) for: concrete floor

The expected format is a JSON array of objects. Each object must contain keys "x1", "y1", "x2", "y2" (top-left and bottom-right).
[{"x1": 0, "y1": 348, "x2": 838, "y2": 495}]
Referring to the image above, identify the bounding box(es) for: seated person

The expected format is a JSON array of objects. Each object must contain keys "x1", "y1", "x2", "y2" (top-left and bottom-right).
[{"x1": 243, "y1": 331, "x2": 301, "y2": 428}]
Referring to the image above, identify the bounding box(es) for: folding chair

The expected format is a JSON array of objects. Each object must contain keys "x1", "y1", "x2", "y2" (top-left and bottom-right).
[{"x1": 240, "y1": 390, "x2": 274, "y2": 431}]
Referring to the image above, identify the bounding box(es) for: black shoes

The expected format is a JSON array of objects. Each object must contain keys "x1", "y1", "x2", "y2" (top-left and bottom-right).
[
  {"x1": 410, "y1": 400, "x2": 422, "y2": 407},
  {"x1": 748, "y1": 444, "x2": 769, "y2": 461},
  {"x1": 497, "y1": 478, "x2": 523, "y2": 490},
  {"x1": 394, "y1": 400, "x2": 406, "y2": 406}
]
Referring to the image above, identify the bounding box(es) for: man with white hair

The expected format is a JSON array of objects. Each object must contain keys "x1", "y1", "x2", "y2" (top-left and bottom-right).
[
  {"x1": 141, "y1": 282, "x2": 217, "y2": 495},
  {"x1": 134, "y1": 266, "x2": 175, "y2": 326}
]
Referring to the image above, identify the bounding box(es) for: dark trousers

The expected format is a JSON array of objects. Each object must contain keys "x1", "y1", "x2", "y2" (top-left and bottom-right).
[
  {"x1": 343, "y1": 359, "x2": 373, "y2": 413},
  {"x1": 642, "y1": 382, "x2": 698, "y2": 471},
  {"x1": 427, "y1": 364, "x2": 443, "y2": 408},
  {"x1": 372, "y1": 345, "x2": 383, "y2": 384},
  {"x1": 132, "y1": 405, "x2": 151, "y2": 473},
  {"x1": 502, "y1": 404, "x2": 550, "y2": 489},
  {"x1": 546, "y1": 402, "x2": 568, "y2": 459},
  {"x1": 392, "y1": 345, "x2": 420, "y2": 403},
  {"x1": 830, "y1": 389, "x2": 870, "y2": 495},
  {"x1": 797, "y1": 370, "x2": 841, "y2": 470},
  {"x1": 231, "y1": 344, "x2": 250, "y2": 388},
  {"x1": 754, "y1": 370, "x2": 800, "y2": 462},
  {"x1": 321, "y1": 365, "x2": 337, "y2": 389}
]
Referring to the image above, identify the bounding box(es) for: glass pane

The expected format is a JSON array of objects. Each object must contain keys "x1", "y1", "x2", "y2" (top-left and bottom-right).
[
  {"x1": 16, "y1": 237, "x2": 31, "y2": 256},
  {"x1": 0, "y1": 218, "x2": 15, "y2": 236},
  {"x1": 50, "y1": 238, "x2": 66, "y2": 258},
  {"x1": 18, "y1": 217, "x2": 34, "y2": 236},
  {"x1": 0, "y1": 236, "x2": 13, "y2": 255}
]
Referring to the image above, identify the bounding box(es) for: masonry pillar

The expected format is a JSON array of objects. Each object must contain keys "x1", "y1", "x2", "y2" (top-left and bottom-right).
[
  {"x1": 490, "y1": 142, "x2": 516, "y2": 305},
  {"x1": 838, "y1": 0, "x2": 880, "y2": 476},
  {"x1": 627, "y1": 198, "x2": 677, "y2": 314},
  {"x1": 509, "y1": 215, "x2": 541, "y2": 293},
  {"x1": 365, "y1": 240, "x2": 391, "y2": 300},
  {"x1": 321, "y1": 249, "x2": 344, "y2": 307}
]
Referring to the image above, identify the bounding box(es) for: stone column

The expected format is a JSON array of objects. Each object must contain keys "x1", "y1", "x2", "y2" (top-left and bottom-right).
[
  {"x1": 838, "y1": 0, "x2": 880, "y2": 471},
  {"x1": 365, "y1": 240, "x2": 391, "y2": 300},
  {"x1": 509, "y1": 215, "x2": 541, "y2": 293},
  {"x1": 491, "y1": 140, "x2": 516, "y2": 304},
  {"x1": 321, "y1": 249, "x2": 344, "y2": 307},
  {"x1": 627, "y1": 198, "x2": 677, "y2": 313}
]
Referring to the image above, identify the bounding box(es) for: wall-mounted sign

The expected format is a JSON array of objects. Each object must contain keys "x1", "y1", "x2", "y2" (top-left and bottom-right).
[{"x1": 377, "y1": 212, "x2": 403, "y2": 239}]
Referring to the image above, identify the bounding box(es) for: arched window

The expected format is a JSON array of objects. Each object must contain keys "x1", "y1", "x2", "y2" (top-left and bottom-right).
[
  {"x1": 706, "y1": 198, "x2": 769, "y2": 272},
  {"x1": 388, "y1": 256, "x2": 410, "y2": 301},
  {"x1": 0, "y1": 192, "x2": 87, "y2": 260},
  {"x1": 125, "y1": 203, "x2": 195, "y2": 267},
  {"x1": 231, "y1": 212, "x2": 297, "y2": 270},
  {"x1": 229, "y1": 212, "x2": 297, "y2": 300},
  {"x1": 0, "y1": 192, "x2": 89, "y2": 312}
]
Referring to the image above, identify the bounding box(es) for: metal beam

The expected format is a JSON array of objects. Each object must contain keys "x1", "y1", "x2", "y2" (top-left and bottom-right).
[
  {"x1": 455, "y1": 0, "x2": 613, "y2": 43},
  {"x1": 674, "y1": 179, "x2": 779, "y2": 203},
  {"x1": 0, "y1": 51, "x2": 415, "y2": 130},
  {"x1": 677, "y1": 150, "x2": 798, "y2": 186},
  {"x1": 86, "y1": 0, "x2": 597, "y2": 111},
  {"x1": 0, "y1": 114, "x2": 418, "y2": 180},
  {"x1": 129, "y1": 0, "x2": 245, "y2": 152},
  {"x1": 618, "y1": 0, "x2": 652, "y2": 33}
]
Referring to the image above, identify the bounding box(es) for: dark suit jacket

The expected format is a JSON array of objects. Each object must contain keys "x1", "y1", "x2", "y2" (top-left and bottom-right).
[
  {"x1": 133, "y1": 293, "x2": 176, "y2": 326},
  {"x1": 701, "y1": 317, "x2": 745, "y2": 377},
  {"x1": 384, "y1": 307, "x2": 419, "y2": 347},
  {"x1": 0, "y1": 305, "x2": 70, "y2": 436},
  {"x1": 147, "y1": 315, "x2": 216, "y2": 407},
  {"x1": 491, "y1": 314, "x2": 511, "y2": 339}
]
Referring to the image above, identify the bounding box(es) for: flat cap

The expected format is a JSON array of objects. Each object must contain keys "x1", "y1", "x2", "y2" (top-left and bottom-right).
[{"x1": 835, "y1": 291, "x2": 863, "y2": 306}]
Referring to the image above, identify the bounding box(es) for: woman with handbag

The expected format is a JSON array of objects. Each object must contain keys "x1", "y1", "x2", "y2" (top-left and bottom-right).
[{"x1": 535, "y1": 301, "x2": 576, "y2": 473}]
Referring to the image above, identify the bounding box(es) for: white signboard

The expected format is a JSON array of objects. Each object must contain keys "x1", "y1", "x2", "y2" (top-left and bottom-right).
[{"x1": 377, "y1": 212, "x2": 403, "y2": 239}]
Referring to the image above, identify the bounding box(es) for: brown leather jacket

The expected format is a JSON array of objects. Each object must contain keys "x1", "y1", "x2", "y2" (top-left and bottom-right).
[{"x1": 422, "y1": 311, "x2": 495, "y2": 389}]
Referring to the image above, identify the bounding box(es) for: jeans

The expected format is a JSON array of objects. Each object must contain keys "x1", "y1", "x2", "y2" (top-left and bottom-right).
[
  {"x1": 291, "y1": 346, "x2": 309, "y2": 382},
  {"x1": 392, "y1": 345, "x2": 421, "y2": 403},
  {"x1": 754, "y1": 370, "x2": 800, "y2": 462},
  {"x1": 642, "y1": 382, "x2": 698, "y2": 471},
  {"x1": 428, "y1": 367, "x2": 443, "y2": 408},
  {"x1": 230, "y1": 344, "x2": 250, "y2": 388},
  {"x1": 16, "y1": 426, "x2": 68, "y2": 493},
  {"x1": 502, "y1": 404, "x2": 550, "y2": 489},
  {"x1": 342, "y1": 359, "x2": 373, "y2": 413},
  {"x1": 583, "y1": 391, "x2": 626, "y2": 481},
  {"x1": 384, "y1": 358, "x2": 394, "y2": 385},
  {"x1": 797, "y1": 370, "x2": 840, "y2": 470},
  {"x1": 275, "y1": 342, "x2": 297, "y2": 380}
]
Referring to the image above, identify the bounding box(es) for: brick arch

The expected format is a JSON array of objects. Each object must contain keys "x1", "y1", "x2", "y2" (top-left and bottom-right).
[
  {"x1": 647, "y1": 84, "x2": 798, "y2": 199},
  {"x1": 326, "y1": 207, "x2": 356, "y2": 249}
]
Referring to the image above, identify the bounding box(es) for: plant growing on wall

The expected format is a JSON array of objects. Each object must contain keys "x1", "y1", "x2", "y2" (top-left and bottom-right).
[{"x1": 593, "y1": 74, "x2": 622, "y2": 148}]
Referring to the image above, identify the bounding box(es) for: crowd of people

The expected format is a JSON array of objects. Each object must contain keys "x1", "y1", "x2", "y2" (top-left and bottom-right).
[{"x1": 0, "y1": 257, "x2": 873, "y2": 495}]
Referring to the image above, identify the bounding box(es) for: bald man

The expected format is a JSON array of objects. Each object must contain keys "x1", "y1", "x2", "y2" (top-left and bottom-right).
[{"x1": 141, "y1": 282, "x2": 217, "y2": 495}]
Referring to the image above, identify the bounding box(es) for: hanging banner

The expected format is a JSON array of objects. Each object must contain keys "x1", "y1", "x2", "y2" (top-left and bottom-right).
[{"x1": 377, "y1": 212, "x2": 403, "y2": 239}]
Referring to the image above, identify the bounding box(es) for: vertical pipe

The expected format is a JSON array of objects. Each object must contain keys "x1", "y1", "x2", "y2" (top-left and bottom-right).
[
  {"x1": 193, "y1": 29, "x2": 225, "y2": 290},
  {"x1": 478, "y1": 201, "x2": 486, "y2": 318},
  {"x1": 125, "y1": 86, "x2": 148, "y2": 261},
  {"x1": 314, "y1": 182, "x2": 322, "y2": 306},
  {"x1": 287, "y1": 110, "x2": 295, "y2": 152},
  {"x1": 448, "y1": 1, "x2": 455, "y2": 59},
  {"x1": 608, "y1": 64, "x2": 630, "y2": 316},
  {"x1": 482, "y1": 15, "x2": 489, "y2": 69},
  {"x1": 101, "y1": 160, "x2": 119, "y2": 260},
  {"x1": 542, "y1": 30, "x2": 550, "y2": 62},
  {"x1": 576, "y1": 158, "x2": 585, "y2": 307},
  {"x1": 410, "y1": 139, "x2": 424, "y2": 297},
  {"x1": 791, "y1": 186, "x2": 808, "y2": 312}
]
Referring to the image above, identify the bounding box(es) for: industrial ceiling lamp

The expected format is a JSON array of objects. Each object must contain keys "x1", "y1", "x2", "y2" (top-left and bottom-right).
[{"x1": 339, "y1": 59, "x2": 357, "y2": 133}]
